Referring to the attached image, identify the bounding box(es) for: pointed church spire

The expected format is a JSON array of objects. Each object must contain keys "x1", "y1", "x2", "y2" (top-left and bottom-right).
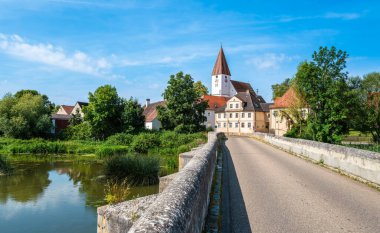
[{"x1": 212, "y1": 46, "x2": 231, "y2": 76}]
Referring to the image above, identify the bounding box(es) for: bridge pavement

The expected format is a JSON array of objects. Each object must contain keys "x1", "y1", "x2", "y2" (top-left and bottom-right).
[{"x1": 221, "y1": 136, "x2": 380, "y2": 233}]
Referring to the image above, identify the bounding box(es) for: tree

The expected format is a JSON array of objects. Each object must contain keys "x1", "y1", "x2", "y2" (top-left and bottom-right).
[
  {"x1": 15, "y1": 89, "x2": 56, "y2": 113},
  {"x1": 353, "y1": 73, "x2": 380, "y2": 143},
  {"x1": 193, "y1": 81, "x2": 209, "y2": 97},
  {"x1": 122, "y1": 98, "x2": 145, "y2": 133},
  {"x1": 69, "y1": 108, "x2": 83, "y2": 126},
  {"x1": 84, "y1": 85, "x2": 124, "y2": 139},
  {"x1": 294, "y1": 47, "x2": 352, "y2": 143},
  {"x1": 0, "y1": 93, "x2": 52, "y2": 139},
  {"x1": 158, "y1": 72, "x2": 208, "y2": 133},
  {"x1": 271, "y1": 78, "x2": 291, "y2": 100}
]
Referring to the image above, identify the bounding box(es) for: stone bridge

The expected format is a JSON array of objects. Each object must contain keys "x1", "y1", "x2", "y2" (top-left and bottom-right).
[{"x1": 98, "y1": 132, "x2": 380, "y2": 233}]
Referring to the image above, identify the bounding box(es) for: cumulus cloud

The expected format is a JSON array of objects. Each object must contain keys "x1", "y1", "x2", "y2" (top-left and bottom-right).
[
  {"x1": 247, "y1": 53, "x2": 296, "y2": 70},
  {"x1": 0, "y1": 34, "x2": 111, "y2": 76}
]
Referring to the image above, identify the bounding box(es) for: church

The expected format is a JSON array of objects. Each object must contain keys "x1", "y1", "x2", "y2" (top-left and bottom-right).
[
  {"x1": 204, "y1": 47, "x2": 271, "y2": 134},
  {"x1": 143, "y1": 47, "x2": 271, "y2": 133}
]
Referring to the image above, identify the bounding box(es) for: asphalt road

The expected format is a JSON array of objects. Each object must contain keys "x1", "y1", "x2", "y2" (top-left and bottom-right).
[{"x1": 221, "y1": 136, "x2": 380, "y2": 233}]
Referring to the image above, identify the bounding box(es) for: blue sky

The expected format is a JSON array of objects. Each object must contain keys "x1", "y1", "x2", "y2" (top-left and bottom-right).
[{"x1": 0, "y1": 0, "x2": 379, "y2": 105}]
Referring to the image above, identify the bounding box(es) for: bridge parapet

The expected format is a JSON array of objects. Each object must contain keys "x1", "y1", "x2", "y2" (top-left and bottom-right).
[
  {"x1": 98, "y1": 132, "x2": 221, "y2": 233},
  {"x1": 251, "y1": 132, "x2": 380, "y2": 187}
]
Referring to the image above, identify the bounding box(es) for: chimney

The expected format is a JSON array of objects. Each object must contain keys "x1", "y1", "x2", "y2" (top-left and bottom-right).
[{"x1": 145, "y1": 98, "x2": 150, "y2": 107}]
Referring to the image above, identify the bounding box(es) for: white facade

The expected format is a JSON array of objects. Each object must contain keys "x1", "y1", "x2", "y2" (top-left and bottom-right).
[
  {"x1": 211, "y1": 74, "x2": 232, "y2": 97},
  {"x1": 145, "y1": 118, "x2": 162, "y2": 130},
  {"x1": 72, "y1": 102, "x2": 85, "y2": 117},
  {"x1": 269, "y1": 108, "x2": 309, "y2": 136}
]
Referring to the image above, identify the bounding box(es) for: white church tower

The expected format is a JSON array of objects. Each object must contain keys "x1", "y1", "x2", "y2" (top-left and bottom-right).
[{"x1": 211, "y1": 47, "x2": 232, "y2": 96}]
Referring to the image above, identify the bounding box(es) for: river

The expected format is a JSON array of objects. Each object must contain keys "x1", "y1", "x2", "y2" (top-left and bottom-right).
[{"x1": 0, "y1": 159, "x2": 158, "y2": 233}]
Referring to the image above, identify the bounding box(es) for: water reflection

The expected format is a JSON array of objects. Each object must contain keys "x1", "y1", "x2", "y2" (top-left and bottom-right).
[{"x1": 0, "y1": 160, "x2": 158, "y2": 233}]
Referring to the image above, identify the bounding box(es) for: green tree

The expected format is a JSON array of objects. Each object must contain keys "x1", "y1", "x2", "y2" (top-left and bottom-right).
[
  {"x1": 294, "y1": 47, "x2": 351, "y2": 143},
  {"x1": 15, "y1": 89, "x2": 56, "y2": 113},
  {"x1": 271, "y1": 78, "x2": 291, "y2": 100},
  {"x1": 353, "y1": 73, "x2": 380, "y2": 142},
  {"x1": 84, "y1": 85, "x2": 124, "y2": 139},
  {"x1": 122, "y1": 98, "x2": 145, "y2": 133},
  {"x1": 158, "y1": 72, "x2": 208, "y2": 133},
  {"x1": 69, "y1": 108, "x2": 83, "y2": 126},
  {"x1": 0, "y1": 93, "x2": 52, "y2": 139},
  {"x1": 193, "y1": 81, "x2": 209, "y2": 97}
]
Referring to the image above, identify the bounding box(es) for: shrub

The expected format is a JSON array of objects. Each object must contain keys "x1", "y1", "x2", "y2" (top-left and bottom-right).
[
  {"x1": 104, "y1": 179, "x2": 130, "y2": 204},
  {"x1": 65, "y1": 122, "x2": 92, "y2": 140},
  {"x1": 106, "y1": 133, "x2": 134, "y2": 146},
  {"x1": 130, "y1": 133, "x2": 160, "y2": 154},
  {"x1": 105, "y1": 155, "x2": 160, "y2": 186}
]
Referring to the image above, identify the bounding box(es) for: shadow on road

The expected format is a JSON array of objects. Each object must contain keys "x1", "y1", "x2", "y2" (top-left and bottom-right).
[{"x1": 221, "y1": 139, "x2": 252, "y2": 233}]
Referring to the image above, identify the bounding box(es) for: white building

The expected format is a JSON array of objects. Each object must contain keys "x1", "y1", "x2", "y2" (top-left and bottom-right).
[{"x1": 143, "y1": 99, "x2": 165, "y2": 130}]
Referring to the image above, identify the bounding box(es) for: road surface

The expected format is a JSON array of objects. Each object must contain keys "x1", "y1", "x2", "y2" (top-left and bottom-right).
[{"x1": 221, "y1": 136, "x2": 380, "y2": 233}]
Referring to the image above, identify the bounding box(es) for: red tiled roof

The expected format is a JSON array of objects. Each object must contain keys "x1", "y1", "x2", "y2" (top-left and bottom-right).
[
  {"x1": 202, "y1": 95, "x2": 230, "y2": 110},
  {"x1": 61, "y1": 105, "x2": 74, "y2": 114},
  {"x1": 212, "y1": 47, "x2": 231, "y2": 76},
  {"x1": 270, "y1": 88, "x2": 298, "y2": 109},
  {"x1": 143, "y1": 101, "x2": 166, "y2": 122}
]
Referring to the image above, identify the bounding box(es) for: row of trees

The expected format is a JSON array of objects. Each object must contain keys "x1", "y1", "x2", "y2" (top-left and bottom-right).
[
  {"x1": 0, "y1": 73, "x2": 209, "y2": 140},
  {"x1": 272, "y1": 46, "x2": 379, "y2": 143}
]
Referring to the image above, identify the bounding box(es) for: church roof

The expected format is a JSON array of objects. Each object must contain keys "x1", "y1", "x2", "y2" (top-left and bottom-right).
[
  {"x1": 212, "y1": 47, "x2": 231, "y2": 76},
  {"x1": 230, "y1": 80, "x2": 255, "y2": 93}
]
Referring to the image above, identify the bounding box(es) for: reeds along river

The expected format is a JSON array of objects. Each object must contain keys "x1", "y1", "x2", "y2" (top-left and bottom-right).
[{"x1": 0, "y1": 159, "x2": 158, "y2": 233}]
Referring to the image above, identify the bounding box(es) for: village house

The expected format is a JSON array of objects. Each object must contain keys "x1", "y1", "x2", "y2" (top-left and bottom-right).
[
  {"x1": 51, "y1": 101, "x2": 88, "y2": 134},
  {"x1": 202, "y1": 95, "x2": 229, "y2": 129},
  {"x1": 269, "y1": 88, "x2": 308, "y2": 136},
  {"x1": 143, "y1": 99, "x2": 165, "y2": 130}
]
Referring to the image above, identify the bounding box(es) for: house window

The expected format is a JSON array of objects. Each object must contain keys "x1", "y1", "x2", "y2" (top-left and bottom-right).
[
  {"x1": 248, "y1": 113, "x2": 252, "y2": 118},
  {"x1": 273, "y1": 111, "x2": 278, "y2": 117},
  {"x1": 207, "y1": 112, "x2": 210, "y2": 116},
  {"x1": 229, "y1": 113, "x2": 232, "y2": 118},
  {"x1": 241, "y1": 123, "x2": 245, "y2": 128},
  {"x1": 223, "y1": 113, "x2": 226, "y2": 118},
  {"x1": 235, "y1": 113, "x2": 238, "y2": 118},
  {"x1": 230, "y1": 104, "x2": 233, "y2": 108},
  {"x1": 223, "y1": 122, "x2": 226, "y2": 128},
  {"x1": 217, "y1": 123, "x2": 221, "y2": 128},
  {"x1": 235, "y1": 122, "x2": 239, "y2": 128},
  {"x1": 248, "y1": 122, "x2": 252, "y2": 128},
  {"x1": 229, "y1": 123, "x2": 232, "y2": 128},
  {"x1": 235, "y1": 103, "x2": 239, "y2": 108},
  {"x1": 242, "y1": 113, "x2": 245, "y2": 118},
  {"x1": 218, "y1": 113, "x2": 221, "y2": 118}
]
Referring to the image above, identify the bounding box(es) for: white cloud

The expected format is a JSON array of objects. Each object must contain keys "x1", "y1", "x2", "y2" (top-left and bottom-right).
[
  {"x1": 247, "y1": 53, "x2": 296, "y2": 70},
  {"x1": 279, "y1": 12, "x2": 361, "y2": 23},
  {"x1": 324, "y1": 12, "x2": 360, "y2": 20},
  {"x1": 0, "y1": 33, "x2": 111, "y2": 76}
]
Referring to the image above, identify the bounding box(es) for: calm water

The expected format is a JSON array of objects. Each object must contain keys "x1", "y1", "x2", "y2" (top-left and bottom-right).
[{"x1": 0, "y1": 160, "x2": 158, "y2": 233}]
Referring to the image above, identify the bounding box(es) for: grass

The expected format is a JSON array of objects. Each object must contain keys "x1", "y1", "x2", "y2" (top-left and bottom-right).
[
  {"x1": 0, "y1": 131, "x2": 208, "y2": 176},
  {"x1": 105, "y1": 155, "x2": 160, "y2": 186},
  {"x1": 104, "y1": 178, "x2": 130, "y2": 204}
]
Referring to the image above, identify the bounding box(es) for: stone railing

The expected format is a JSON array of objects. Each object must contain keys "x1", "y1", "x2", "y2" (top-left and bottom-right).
[
  {"x1": 98, "y1": 132, "x2": 221, "y2": 233},
  {"x1": 251, "y1": 132, "x2": 380, "y2": 186}
]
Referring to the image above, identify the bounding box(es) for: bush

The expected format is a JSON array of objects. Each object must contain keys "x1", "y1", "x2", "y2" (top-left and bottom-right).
[
  {"x1": 65, "y1": 122, "x2": 92, "y2": 140},
  {"x1": 95, "y1": 145, "x2": 129, "y2": 158},
  {"x1": 130, "y1": 133, "x2": 160, "y2": 154},
  {"x1": 105, "y1": 155, "x2": 160, "y2": 186},
  {"x1": 106, "y1": 133, "x2": 134, "y2": 146}
]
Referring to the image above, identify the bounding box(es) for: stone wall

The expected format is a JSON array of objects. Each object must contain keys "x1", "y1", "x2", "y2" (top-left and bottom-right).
[
  {"x1": 251, "y1": 132, "x2": 380, "y2": 186},
  {"x1": 98, "y1": 132, "x2": 221, "y2": 233}
]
